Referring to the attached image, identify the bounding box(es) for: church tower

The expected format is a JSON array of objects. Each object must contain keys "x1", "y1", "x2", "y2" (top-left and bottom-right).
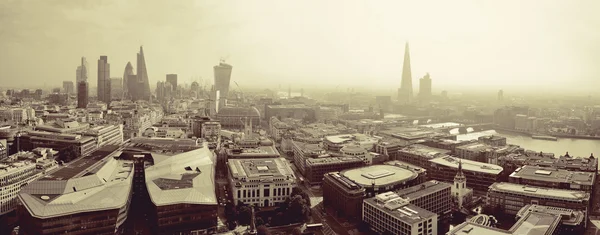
[{"x1": 452, "y1": 160, "x2": 468, "y2": 209}]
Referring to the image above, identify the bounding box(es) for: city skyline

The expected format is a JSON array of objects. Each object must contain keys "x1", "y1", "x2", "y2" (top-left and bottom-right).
[{"x1": 1, "y1": 1, "x2": 599, "y2": 93}]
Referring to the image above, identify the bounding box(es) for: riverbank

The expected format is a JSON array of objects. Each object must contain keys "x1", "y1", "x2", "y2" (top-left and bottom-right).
[{"x1": 489, "y1": 125, "x2": 600, "y2": 140}]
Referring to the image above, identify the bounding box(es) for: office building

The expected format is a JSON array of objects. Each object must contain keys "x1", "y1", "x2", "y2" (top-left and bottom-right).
[
  {"x1": 18, "y1": 146, "x2": 133, "y2": 235},
  {"x1": 269, "y1": 117, "x2": 292, "y2": 141},
  {"x1": 322, "y1": 172, "x2": 367, "y2": 221},
  {"x1": 340, "y1": 145, "x2": 372, "y2": 165},
  {"x1": 214, "y1": 60, "x2": 232, "y2": 108},
  {"x1": 398, "y1": 42, "x2": 413, "y2": 103},
  {"x1": 97, "y1": 55, "x2": 111, "y2": 104},
  {"x1": 487, "y1": 182, "x2": 590, "y2": 215},
  {"x1": 395, "y1": 144, "x2": 451, "y2": 169},
  {"x1": 110, "y1": 77, "x2": 123, "y2": 100},
  {"x1": 418, "y1": 73, "x2": 432, "y2": 102},
  {"x1": 0, "y1": 160, "x2": 41, "y2": 216},
  {"x1": 428, "y1": 156, "x2": 503, "y2": 193},
  {"x1": 265, "y1": 104, "x2": 317, "y2": 123},
  {"x1": 228, "y1": 158, "x2": 296, "y2": 207},
  {"x1": 305, "y1": 156, "x2": 365, "y2": 185},
  {"x1": 83, "y1": 125, "x2": 124, "y2": 147},
  {"x1": 509, "y1": 165, "x2": 595, "y2": 192},
  {"x1": 166, "y1": 74, "x2": 177, "y2": 90},
  {"x1": 201, "y1": 121, "x2": 221, "y2": 141},
  {"x1": 62, "y1": 81, "x2": 74, "y2": 95},
  {"x1": 395, "y1": 180, "x2": 452, "y2": 216},
  {"x1": 498, "y1": 89, "x2": 504, "y2": 102},
  {"x1": 35, "y1": 119, "x2": 91, "y2": 134},
  {"x1": 226, "y1": 146, "x2": 280, "y2": 159},
  {"x1": 19, "y1": 131, "x2": 98, "y2": 158},
  {"x1": 136, "y1": 46, "x2": 151, "y2": 101},
  {"x1": 449, "y1": 204, "x2": 585, "y2": 235},
  {"x1": 363, "y1": 191, "x2": 437, "y2": 235},
  {"x1": 291, "y1": 140, "x2": 327, "y2": 175},
  {"x1": 0, "y1": 139, "x2": 6, "y2": 159},
  {"x1": 477, "y1": 135, "x2": 507, "y2": 147},
  {"x1": 216, "y1": 106, "x2": 260, "y2": 129},
  {"x1": 77, "y1": 81, "x2": 89, "y2": 108}
]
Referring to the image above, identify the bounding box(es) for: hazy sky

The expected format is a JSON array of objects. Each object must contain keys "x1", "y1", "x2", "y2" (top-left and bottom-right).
[{"x1": 1, "y1": 0, "x2": 599, "y2": 92}]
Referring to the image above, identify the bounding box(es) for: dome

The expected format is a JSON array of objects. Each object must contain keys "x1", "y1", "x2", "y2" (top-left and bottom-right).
[{"x1": 217, "y1": 106, "x2": 260, "y2": 118}]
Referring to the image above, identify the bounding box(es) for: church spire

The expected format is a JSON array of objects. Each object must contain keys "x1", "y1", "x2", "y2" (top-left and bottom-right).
[{"x1": 457, "y1": 159, "x2": 464, "y2": 178}]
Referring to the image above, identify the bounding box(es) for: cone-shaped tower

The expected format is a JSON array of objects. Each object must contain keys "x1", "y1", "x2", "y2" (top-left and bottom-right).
[{"x1": 398, "y1": 42, "x2": 413, "y2": 103}]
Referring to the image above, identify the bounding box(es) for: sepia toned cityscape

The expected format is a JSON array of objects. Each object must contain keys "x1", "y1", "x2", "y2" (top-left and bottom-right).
[{"x1": 2, "y1": 1, "x2": 600, "y2": 235}]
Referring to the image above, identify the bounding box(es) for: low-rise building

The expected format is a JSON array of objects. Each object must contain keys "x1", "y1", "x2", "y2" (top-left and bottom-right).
[
  {"x1": 322, "y1": 172, "x2": 366, "y2": 221},
  {"x1": 396, "y1": 144, "x2": 451, "y2": 168},
  {"x1": 226, "y1": 146, "x2": 280, "y2": 159},
  {"x1": 477, "y1": 135, "x2": 507, "y2": 147},
  {"x1": 394, "y1": 180, "x2": 452, "y2": 216},
  {"x1": 487, "y1": 182, "x2": 590, "y2": 215},
  {"x1": 341, "y1": 145, "x2": 371, "y2": 165},
  {"x1": 20, "y1": 131, "x2": 98, "y2": 158},
  {"x1": 338, "y1": 164, "x2": 425, "y2": 197},
  {"x1": 363, "y1": 191, "x2": 437, "y2": 235},
  {"x1": 428, "y1": 156, "x2": 504, "y2": 193},
  {"x1": 228, "y1": 158, "x2": 296, "y2": 207},
  {"x1": 509, "y1": 165, "x2": 595, "y2": 192}
]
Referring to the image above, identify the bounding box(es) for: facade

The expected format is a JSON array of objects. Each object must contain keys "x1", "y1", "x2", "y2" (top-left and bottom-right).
[
  {"x1": 20, "y1": 131, "x2": 98, "y2": 158},
  {"x1": 123, "y1": 62, "x2": 135, "y2": 100},
  {"x1": 394, "y1": 180, "x2": 452, "y2": 216},
  {"x1": 35, "y1": 119, "x2": 91, "y2": 134},
  {"x1": 428, "y1": 156, "x2": 503, "y2": 193},
  {"x1": 201, "y1": 121, "x2": 221, "y2": 140},
  {"x1": 508, "y1": 165, "x2": 595, "y2": 192},
  {"x1": 487, "y1": 182, "x2": 590, "y2": 215},
  {"x1": 340, "y1": 145, "x2": 371, "y2": 165},
  {"x1": 395, "y1": 144, "x2": 451, "y2": 169},
  {"x1": 269, "y1": 117, "x2": 291, "y2": 141},
  {"x1": 450, "y1": 161, "x2": 473, "y2": 209},
  {"x1": 77, "y1": 81, "x2": 89, "y2": 108},
  {"x1": 0, "y1": 160, "x2": 41, "y2": 215},
  {"x1": 291, "y1": 140, "x2": 327, "y2": 175},
  {"x1": 228, "y1": 158, "x2": 296, "y2": 207},
  {"x1": 322, "y1": 172, "x2": 366, "y2": 221},
  {"x1": 214, "y1": 61, "x2": 232, "y2": 108},
  {"x1": 226, "y1": 146, "x2": 280, "y2": 159},
  {"x1": 477, "y1": 135, "x2": 507, "y2": 147},
  {"x1": 18, "y1": 145, "x2": 133, "y2": 235},
  {"x1": 83, "y1": 124, "x2": 124, "y2": 147},
  {"x1": 97, "y1": 55, "x2": 111, "y2": 104},
  {"x1": 62, "y1": 81, "x2": 74, "y2": 94},
  {"x1": 363, "y1": 191, "x2": 437, "y2": 235},
  {"x1": 418, "y1": 73, "x2": 432, "y2": 102},
  {"x1": 398, "y1": 42, "x2": 413, "y2": 104},
  {"x1": 304, "y1": 156, "x2": 365, "y2": 185}
]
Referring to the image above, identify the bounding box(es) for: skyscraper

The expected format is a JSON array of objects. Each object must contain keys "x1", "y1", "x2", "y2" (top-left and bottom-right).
[
  {"x1": 213, "y1": 60, "x2": 232, "y2": 109},
  {"x1": 418, "y1": 73, "x2": 432, "y2": 102},
  {"x1": 62, "y1": 81, "x2": 74, "y2": 95},
  {"x1": 137, "y1": 46, "x2": 151, "y2": 101},
  {"x1": 97, "y1": 56, "x2": 111, "y2": 103},
  {"x1": 166, "y1": 74, "x2": 178, "y2": 89},
  {"x1": 110, "y1": 77, "x2": 123, "y2": 100},
  {"x1": 498, "y1": 89, "x2": 504, "y2": 102},
  {"x1": 76, "y1": 57, "x2": 89, "y2": 109},
  {"x1": 124, "y1": 62, "x2": 135, "y2": 100},
  {"x1": 398, "y1": 42, "x2": 413, "y2": 103}
]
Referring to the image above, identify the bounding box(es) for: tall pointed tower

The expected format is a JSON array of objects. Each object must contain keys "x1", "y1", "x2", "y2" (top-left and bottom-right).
[
  {"x1": 137, "y1": 46, "x2": 151, "y2": 101},
  {"x1": 398, "y1": 42, "x2": 413, "y2": 103},
  {"x1": 452, "y1": 160, "x2": 468, "y2": 209}
]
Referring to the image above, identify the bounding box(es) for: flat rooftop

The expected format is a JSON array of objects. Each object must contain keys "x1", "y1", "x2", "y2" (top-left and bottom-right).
[
  {"x1": 420, "y1": 122, "x2": 462, "y2": 129},
  {"x1": 429, "y1": 156, "x2": 504, "y2": 175},
  {"x1": 306, "y1": 156, "x2": 363, "y2": 166},
  {"x1": 228, "y1": 158, "x2": 295, "y2": 180},
  {"x1": 489, "y1": 182, "x2": 590, "y2": 201},
  {"x1": 456, "y1": 142, "x2": 490, "y2": 151},
  {"x1": 399, "y1": 144, "x2": 451, "y2": 159},
  {"x1": 510, "y1": 165, "x2": 595, "y2": 186},
  {"x1": 395, "y1": 180, "x2": 452, "y2": 200},
  {"x1": 44, "y1": 145, "x2": 120, "y2": 181},
  {"x1": 340, "y1": 164, "x2": 419, "y2": 187},
  {"x1": 364, "y1": 192, "x2": 436, "y2": 225},
  {"x1": 226, "y1": 146, "x2": 280, "y2": 157}
]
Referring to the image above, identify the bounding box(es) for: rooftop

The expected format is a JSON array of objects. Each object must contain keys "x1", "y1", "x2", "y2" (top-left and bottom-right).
[
  {"x1": 489, "y1": 182, "x2": 590, "y2": 201},
  {"x1": 18, "y1": 152, "x2": 133, "y2": 218},
  {"x1": 340, "y1": 164, "x2": 419, "y2": 187},
  {"x1": 364, "y1": 191, "x2": 436, "y2": 225},
  {"x1": 228, "y1": 158, "x2": 295, "y2": 181},
  {"x1": 44, "y1": 145, "x2": 121, "y2": 180},
  {"x1": 145, "y1": 144, "x2": 217, "y2": 206},
  {"x1": 226, "y1": 146, "x2": 280, "y2": 157},
  {"x1": 510, "y1": 165, "x2": 595, "y2": 186},
  {"x1": 395, "y1": 180, "x2": 452, "y2": 200},
  {"x1": 306, "y1": 156, "x2": 363, "y2": 166},
  {"x1": 399, "y1": 144, "x2": 451, "y2": 159},
  {"x1": 429, "y1": 156, "x2": 504, "y2": 175}
]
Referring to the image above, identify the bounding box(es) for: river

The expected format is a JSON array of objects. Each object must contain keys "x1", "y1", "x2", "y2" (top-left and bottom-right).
[{"x1": 456, "y1": 130, "x2": 600, "y2": 157}]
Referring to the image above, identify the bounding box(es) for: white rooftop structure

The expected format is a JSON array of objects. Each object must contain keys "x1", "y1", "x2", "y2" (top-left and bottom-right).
[
  {"x1": 489, "y1": 182, "x2": 590, "y2": 201},
  {"x1": 18, "y1": 157, "x2": 134, "y2": 219},
  {"x1": 145, "y1": 144, "x2": 217, "y2": 206},
  {"x1": 430, "y1": 156, "x2": 504, "y2": 175}
]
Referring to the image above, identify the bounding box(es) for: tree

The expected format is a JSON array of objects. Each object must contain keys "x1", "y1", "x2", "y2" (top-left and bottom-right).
[
  {"x1": 257, "y1": 225, "x2": 271, "y2": 235},
  {"x1": 237, "y1": 205, "x2": 252, "y2": 226},
  {"x1": 292, "y1": 227, "x2": 303, "y2": 235},
  {"x1": 58, "y1": 145, "x2": 79, "y2": 163}
]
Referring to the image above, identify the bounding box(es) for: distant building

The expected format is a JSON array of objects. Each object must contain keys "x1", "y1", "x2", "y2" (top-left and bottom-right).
[
  {"x1": 363, "y1": 191, "x2": 437, "y2": 235},
  {"x1": 216, "y1": 106, "x2": 260, "y2": 129},
  {"x1": 497, "y1": 89, "x2": 504, "y2": 102},
  {"x1": 265, "y1": 104, "x2": 316, "y2": 123},
  {"x1": 77, "y1": 81, "x2": 88, "y2": 109},
  {"x1": 19, "y1": 131, "x2": 97, "y2": 158},
  {"x1": 214, "y1": 61, "x2": 232, "y2": 108},
  {"x1": 487, "y1": 182, "x2": 590, "y2": 215},
  {"x1": 62, "y1": 81, "x2": 74, "y2": 94},
  {"x1": 228, "y1": 158, "x2": 296, "y2": 207},
  {"x1": 398, "y1": 42, "x2": 413, "y2": 104},
  {"x1": 110, "y1": 77, "x2": 123, "y2": 100},
  {"x1": 226, "y1": 146, "x2": 280, "y2": 159},
  {"x1": 201, "y1": 121, "x2": 221, "y2": 140},
  {"x1": 48, "y1": 93, "x2": 68, "y2": 106},
  {"x1": 477, "y1": 135, "x2": 506, "y2": 147},
  {"x1": 428, "y1": 156, "x2": 504, "y2": 193},
  {"x1": 166, "y1": 74, "x2": 178, "y2": 90},
  {"x1": 97, "y1": 55, "x2": 111, "y2": 104},
  {"x1": 418, "y1": 73, "x2": 432, "y2": 102}
]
